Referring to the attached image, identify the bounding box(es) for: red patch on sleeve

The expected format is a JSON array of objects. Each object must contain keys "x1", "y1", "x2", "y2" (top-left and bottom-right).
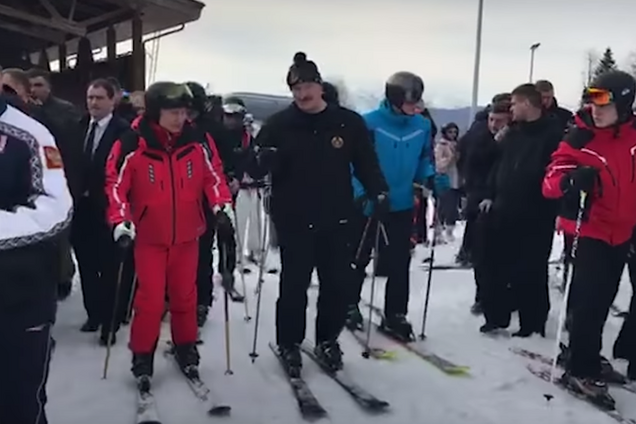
[{"x1": 43, "y1": 146, "x2": 63, "y2": 169}]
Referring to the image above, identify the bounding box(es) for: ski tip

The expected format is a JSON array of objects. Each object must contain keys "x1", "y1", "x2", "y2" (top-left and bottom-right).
[{"x1": 208, "y1": 405, "x2": 231, "y2": 416}]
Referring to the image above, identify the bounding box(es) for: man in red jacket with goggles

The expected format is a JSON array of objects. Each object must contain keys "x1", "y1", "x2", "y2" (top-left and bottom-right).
[
  {"x1": 105, "y1": 82, "x2": 232, "y2": 390},
  {"x1": 543, "y1": 70, "x2": 636, "y2": 406}
]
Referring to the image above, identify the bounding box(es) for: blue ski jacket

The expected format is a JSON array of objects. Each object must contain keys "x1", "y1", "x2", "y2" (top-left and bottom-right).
[{"x1": 353, "y1": 100, "x2": 435, "y2": 213}]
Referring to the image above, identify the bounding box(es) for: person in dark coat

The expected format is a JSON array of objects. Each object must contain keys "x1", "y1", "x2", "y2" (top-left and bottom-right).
[
  {"x1": 535, "y1": 79, "x2": 573, "y2": 133},
  {"x1": 479, "y1": 83, "x2": 561, "y2": 337}
]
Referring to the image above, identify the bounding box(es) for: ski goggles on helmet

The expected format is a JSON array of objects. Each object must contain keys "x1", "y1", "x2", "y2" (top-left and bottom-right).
[
  {"x1": 583, "y1": 88, "x2": 613, "y2": 106},
  {"x1": 222, "y1": 103, "x2": 246, "y2": 115}
]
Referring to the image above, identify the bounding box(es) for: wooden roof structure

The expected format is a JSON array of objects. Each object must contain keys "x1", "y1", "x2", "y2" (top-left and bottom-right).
[{"x1": 0, "y1": 0, "x2": 204, "y2": 61}]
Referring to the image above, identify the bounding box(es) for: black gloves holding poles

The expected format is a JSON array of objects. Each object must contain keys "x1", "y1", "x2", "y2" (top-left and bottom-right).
[{"x1": 561, "y1": 166, "x2": 599, "y2": 194}]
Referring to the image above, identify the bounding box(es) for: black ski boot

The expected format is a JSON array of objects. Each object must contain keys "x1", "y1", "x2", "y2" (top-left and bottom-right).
[
  {"x1": 132, "y1": 353, "x2": 155, "y2": 392},
  {"x1": 277, "y1": 344, "x2": 302, "y2": 378},
  {"x1": 197, "y1": 305, "x2": 209, "y2": 328},
  {"x1": 600, "y1": 356, "x2": 627, "y2": 384},
  {"x1": 381, "y1": 314, "x2": 415, "y2": 342},
  {"x1": 470, "y1": 301, "x2": 483, "y2": 315},
  {"x1": 345, "y1": 304, "x2": 363, "y2": 331},
  {"x1": 174, "y1": 343, "x2": 201, "y2": 380},
  {"x1": 314, "y1": 339, "x2": 344, "y2": 371},
  {"x1": 560, "y1": 372, "x2": 616, "y2": 410},
  {"x1": 479, "y1": 322, "x2": 507, "y2": 334}
]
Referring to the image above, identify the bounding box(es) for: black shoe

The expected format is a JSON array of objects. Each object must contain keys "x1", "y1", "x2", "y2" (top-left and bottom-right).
[
  {"x1": 381, "y1": 314, "x2": 415, "y2": 342},
  {"x1": 314, "y1": 339, "x2": 343, "y2": 371},
  {"x1": 512, "y1": 327, "x2": 545, "y2": 338},
  {"x1": 277, "y1": 344, "x2": 302, "y2": 378},
  {"x1": 345, "y1": 304, "x2": 363, "y2": 331},
  {"x1": 99, "y1": 332, "x2": 116, "y2": 346},
  {"x1": 600, "y1": 356, "x2": 627, "y2": 384},
  {"x1": 132, "y1": 352, "x2": 155, "y2": 379},
  {"x1": 479, "y1": 322, "x2": 508, "y2": 334},
  {"x1": 470, "y1": 301, "x2": 483, "y2": 315},
  {"x1": 197, "y1": 305, "x2": 209, "y2": 328},
  {"x1": 80, "y1": 320, "x2": 100, "y2": 332},
  {"x1": 174, "y1": 343, "x2": 201, "y2": 380}
]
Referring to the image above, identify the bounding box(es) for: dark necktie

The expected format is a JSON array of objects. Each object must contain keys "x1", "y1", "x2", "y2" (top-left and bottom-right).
[{"x1": 84, "y1": 121, "x2": 99, "y2": 163}]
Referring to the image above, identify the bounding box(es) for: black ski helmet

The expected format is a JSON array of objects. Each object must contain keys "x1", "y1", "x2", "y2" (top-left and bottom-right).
[
  {"x1": 185, "y1": 81, "x2": 209, "y2": 114},
  {"x1": 385, "y1": 71, "x2": 424, "y2": 109},
  {"x1": 144, "y1": 82, "x2": 193, "y2": 121},
  {"x1": 222, "y1": 96, "x2": 247, "y2": 115},
  {"x1": 589, "y1": 70, "x2": 636, "y2": 121}
]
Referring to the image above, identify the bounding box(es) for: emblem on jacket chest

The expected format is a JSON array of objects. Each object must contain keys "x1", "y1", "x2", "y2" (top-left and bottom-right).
[{"x1": 331, "y1": 136, "x2": 344, "y2": 148}]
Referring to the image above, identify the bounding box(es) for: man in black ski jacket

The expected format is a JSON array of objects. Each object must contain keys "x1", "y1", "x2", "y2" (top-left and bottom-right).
[
  {"x1": 462, "y1": 101, "x2": 511, "y2": 314},
  {"x1": 478, "y1": 83, "x2": 562, "y2": 337},
  {"x1": 255, "y1": 52, "x2": 388, "y2": 376},
  {"x1": 536, "y1": 80, "x2": 573, "y2": 134}
]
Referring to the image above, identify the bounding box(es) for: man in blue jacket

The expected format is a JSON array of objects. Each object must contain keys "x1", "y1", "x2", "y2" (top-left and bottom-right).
[{"x1": 347, "y1": 72, "x2": 435, "y2": 341}]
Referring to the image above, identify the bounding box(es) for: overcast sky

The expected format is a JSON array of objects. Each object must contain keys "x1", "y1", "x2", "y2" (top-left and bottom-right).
[{"x1": 153, "y1": 0, "x2": 636, "y2": 109}]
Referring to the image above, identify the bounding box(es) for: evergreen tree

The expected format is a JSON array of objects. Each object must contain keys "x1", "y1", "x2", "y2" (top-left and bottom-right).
[{"x1": 593, "y1": 47, "x2": 618, "y2": 78}]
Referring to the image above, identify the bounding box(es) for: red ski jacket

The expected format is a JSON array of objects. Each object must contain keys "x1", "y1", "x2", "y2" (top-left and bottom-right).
[
  {"x1": 543, "y1": 112, "x2": 636, "y2": 246},
  {"x1": 105, "y1": 117, "x2": 231, "y2": 246}
]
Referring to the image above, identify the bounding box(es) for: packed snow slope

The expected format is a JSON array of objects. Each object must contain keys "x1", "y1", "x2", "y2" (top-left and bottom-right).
[{"x1": 48, "y1": 226, "x2": 635, "y2": 424}]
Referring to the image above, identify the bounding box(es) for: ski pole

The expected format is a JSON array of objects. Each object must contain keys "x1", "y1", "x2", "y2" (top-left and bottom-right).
[
  {"x1": 249, "y1": 201, "x2": 269, "y2": 362},
  {"x1": 419, "y1": 198, "x2": 439, "y2": 340},
  {"x1": 253, "y1": 191, "x2": 269, "y2": 295},
  {"x1": 548, "y1": 191, "x2": 587, "y2": 388},
  {"x1": 218, "y1": 240, "x2": 234, "y2": 375},
  {"x1": 232, "y1": 203, "x2": 251, "y2": 321},
  {"x1": 124, "y1": 274, "x2": 137, "y2": 324},
  {"x1": 103, "y1": 237, "x2": 132, "y2": 379},
  {"x1": 362, "y1": 221, "x2": 389, "y2": 358}
]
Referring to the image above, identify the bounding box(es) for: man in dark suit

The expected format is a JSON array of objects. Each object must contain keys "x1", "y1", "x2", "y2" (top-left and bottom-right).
[{"x1": 72, "y1": 78, "x2": 132, "y2": 345}]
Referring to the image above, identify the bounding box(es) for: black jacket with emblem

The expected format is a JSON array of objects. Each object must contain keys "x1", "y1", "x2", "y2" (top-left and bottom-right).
[{"x1": 255, "y1": 103, "x2": 387, "y2": 231}]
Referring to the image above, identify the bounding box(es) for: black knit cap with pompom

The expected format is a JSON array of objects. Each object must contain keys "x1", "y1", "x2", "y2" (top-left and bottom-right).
[{"x1": 286, "y1": 51, "x2": 322, "y2": 88}]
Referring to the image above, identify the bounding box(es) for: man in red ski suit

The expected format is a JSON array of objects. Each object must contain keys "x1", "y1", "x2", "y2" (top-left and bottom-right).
[{"x1": 105, "y1": 82, "x2": 232, "y2": 385}]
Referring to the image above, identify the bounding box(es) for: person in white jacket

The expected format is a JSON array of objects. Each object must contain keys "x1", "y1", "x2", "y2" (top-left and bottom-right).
[{"x1": 434, "y1": 122, "x2": 461, "y2": 242}]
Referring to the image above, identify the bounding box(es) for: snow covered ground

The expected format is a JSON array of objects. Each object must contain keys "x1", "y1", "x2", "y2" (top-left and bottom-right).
[{"x1": 48, "y1": 225, "x2": 636, "y2": 424}]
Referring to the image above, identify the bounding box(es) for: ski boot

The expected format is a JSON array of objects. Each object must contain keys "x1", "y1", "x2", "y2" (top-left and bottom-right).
[
  {"x1": 277, "y1": 344, "x2": 302, "y2": 378},
  {"x1": 345, "y1": 304, "x2": 363, "y2": 331},
  {"x1": 314, "y1": 339, "x2": 344, "y2": 372},
  {"x1": 381, "y1": 314, "x2": 415, "y2": 342},
  {"x1": 174, "y1": 343, "x2": 201, "y2": 380},
  {"x1": 560, "y1": 372, "x2": 616, "y2": 410},
  {"x1": 479, "y1": 322, "x2": 508, "y2": 335},
  {"x1": 132, "y1": 353, "x2": 155, "y2": 392},
  {"x1": 197, "y1": 305, "x2": 209, "y2": 328}
]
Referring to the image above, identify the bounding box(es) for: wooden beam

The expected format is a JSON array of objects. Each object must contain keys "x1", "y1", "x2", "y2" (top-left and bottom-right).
[
  {"x1": 38, "y1": 0, "x2": 62, "y2": 19},
  {"x1": 82, "y1": 8, "x2": 130, "y2": 27},
  {"x1": 0, "y1": 4, "x2": 86, "y2": 36},
  {"x1": 0, "y1": 21, "x2": 65, "y2": 44}
]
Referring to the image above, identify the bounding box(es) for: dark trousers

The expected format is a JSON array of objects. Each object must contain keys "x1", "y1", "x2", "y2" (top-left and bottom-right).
[
  {"x1": 197, "y1": 229, "x2": 215, "y2": 307},
  {"x1": 415, "y1": 192, "x2": 428, "y2": 244},
  {"x1": 459, "y1": 212, "x2": 476, "y2": 263},
  {"x1": 473, "y1": 214, "x2": 510, "y2": 326},
  {"x1": 568, "y1": 237, "x2": 629, "y2": 378},
  {"x1": 480, "y1": 218, "x2": 553, "y2": 331},
  {"x1": 614, "y1": 259, "x2": 636, "y2": 363},
  {"x1": 0, "y1": 321, "x2": 53, "y2": 424},
  {"x1": 438, "y1": 189, "x2": 460, "y2": 226},
  {"x1": 71, "y1": 198, "x2": 121, "y2": 334},
  {"x1": 351, "y1": 210, "x2": 413, "y2": 317},
  {"x1": 276, "y1": 222, "x2": 352, "y2": 346}
]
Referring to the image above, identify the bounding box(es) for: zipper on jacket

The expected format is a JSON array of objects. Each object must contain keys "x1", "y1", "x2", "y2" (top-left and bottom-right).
[
  {"x1": 167, "y1": 144, "x2": 177, "y2": 245},
  {"x1": 631, "y1": 152, "x2": 635, "y2": 182}
]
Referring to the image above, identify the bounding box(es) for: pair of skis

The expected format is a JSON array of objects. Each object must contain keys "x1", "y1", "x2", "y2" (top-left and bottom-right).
[
  {"x1": 269, "y1": 341, "x2": 390, "y2": 420},
  {"x1": 135, "y1": 351, "x2": 231, "y2": 423},
  {"x1": 361, "y1": 302, "x2": 469, "y2": 375},
  {"x1": 510, "y1": 346, "x2": 636, "y2": 424}
]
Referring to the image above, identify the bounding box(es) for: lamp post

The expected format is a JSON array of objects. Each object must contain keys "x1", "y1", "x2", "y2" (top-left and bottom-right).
[
  {"x1": 468, "y1": 0, "x2": 484, "y2": 127},
  {"x1": 529, "y1": 42, "x2": 541, "y2": 82}
]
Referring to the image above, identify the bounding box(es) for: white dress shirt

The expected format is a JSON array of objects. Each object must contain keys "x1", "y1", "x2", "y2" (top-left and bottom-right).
[{"x1": 85, "y1": 113, "x2": 113, "y2": 156}]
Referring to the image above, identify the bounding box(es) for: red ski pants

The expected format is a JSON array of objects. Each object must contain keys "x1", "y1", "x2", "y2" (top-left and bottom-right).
[{"x1": 130, "y1": 240, "x2": 199, "y2": 353}]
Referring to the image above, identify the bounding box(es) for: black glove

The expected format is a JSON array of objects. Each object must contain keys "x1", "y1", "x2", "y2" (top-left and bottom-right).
[
  {"x1": 372, "y1": 193, "x2": 390, "y2": 219},
  {"x1": 560, "y1": 166, "x2": 599, "y2": 194},
  {"x1": 564, "y1": 126, "x2": 594, "y2": 149},
  {"x1": 215, "y1": 207, "x2": 234, "y2": 239},
  {"x1": 256, "y1": 146, "x2": 278, "y2": 172}
]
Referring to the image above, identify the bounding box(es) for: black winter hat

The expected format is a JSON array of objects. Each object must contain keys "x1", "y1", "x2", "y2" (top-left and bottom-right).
[{"x1": 286, "y1": 52, "x2": 322, "y2": 88}]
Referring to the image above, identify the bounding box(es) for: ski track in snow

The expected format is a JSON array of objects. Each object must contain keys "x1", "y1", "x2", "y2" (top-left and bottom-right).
[{"x1": 49, "y1": 224, "x2": 635, "y2": 424}]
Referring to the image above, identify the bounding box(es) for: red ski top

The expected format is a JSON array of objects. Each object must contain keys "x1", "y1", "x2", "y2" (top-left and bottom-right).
[
  {"x1": 543, "y1": 112, "x2": 636, "y2": 246},
  {"x1": 105, "y1": 117, "x2": 231, "y2": 246}
]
